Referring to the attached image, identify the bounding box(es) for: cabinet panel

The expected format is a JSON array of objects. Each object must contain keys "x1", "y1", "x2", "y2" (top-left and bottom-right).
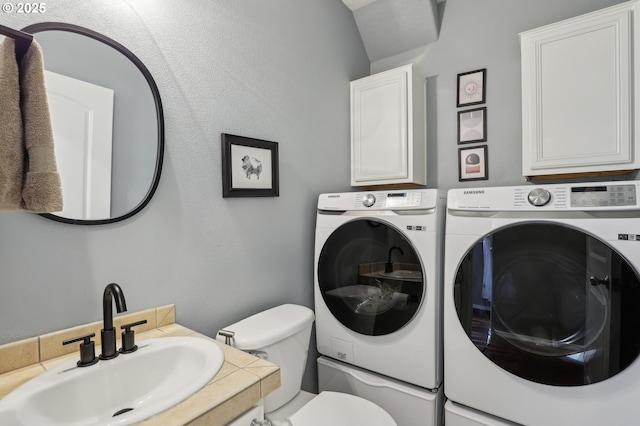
[
  {"x1": 351, "y1": 64, "x2": 426, "y2": 186},
  {"x1": 521, "y1": 2, "x2": 639, "y2": 177},
  {"x1": 353, "y1": 76, "x2": 408, "y2": 181}
]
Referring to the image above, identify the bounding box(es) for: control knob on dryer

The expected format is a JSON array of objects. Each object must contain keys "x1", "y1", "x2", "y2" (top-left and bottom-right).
[
  {"x1": 362, "y1": 194, "x2": 376, "y2": 207},
  {"x1": 527, "y1": 188, "x2": 551, "y2": 206}
]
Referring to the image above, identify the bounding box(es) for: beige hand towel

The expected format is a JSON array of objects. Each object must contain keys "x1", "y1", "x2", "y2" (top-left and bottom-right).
[
  {"x1": 0, "y1": 38, "x2": 24, "y2": 210},
  {"x1": 19, "y1": 39, "x2": 63, "y2": 212}
]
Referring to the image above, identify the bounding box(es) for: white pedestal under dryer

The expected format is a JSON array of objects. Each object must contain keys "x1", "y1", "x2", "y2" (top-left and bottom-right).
[{"x1": 444, "y1": 181, "x2": 640, "y2": 426}]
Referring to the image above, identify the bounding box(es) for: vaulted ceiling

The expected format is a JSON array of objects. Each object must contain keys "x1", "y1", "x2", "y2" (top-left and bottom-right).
[{"x1": 341, "y1": 0, "x2": 441, "y2": 62}]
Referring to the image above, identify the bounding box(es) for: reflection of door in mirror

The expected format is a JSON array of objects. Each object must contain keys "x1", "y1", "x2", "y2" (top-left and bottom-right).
[
  {"x1": 45, "y1": 70, "x2": 114, "y2": 220},
  {"x1": 23, "y1": 23, "x2": 164, "y2": 225}
]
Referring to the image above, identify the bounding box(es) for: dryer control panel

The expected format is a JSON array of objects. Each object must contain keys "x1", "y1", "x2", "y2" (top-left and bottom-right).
[
  {"x1": 570, "y1": 184, "x2": 637, "y2": 207},
  {"x1": 447, "y1": 180, "x2": 640, "y2": 212}
]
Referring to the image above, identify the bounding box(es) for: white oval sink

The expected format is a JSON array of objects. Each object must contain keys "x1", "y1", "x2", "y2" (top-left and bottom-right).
[{"x1": 0, "y1": 336, "x2": 224, "y2": 426}]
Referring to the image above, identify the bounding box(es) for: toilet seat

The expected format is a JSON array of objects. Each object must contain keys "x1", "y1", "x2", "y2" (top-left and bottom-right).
[{"x1": 288, "y1": 391, "x2": 396, "y2": 426}]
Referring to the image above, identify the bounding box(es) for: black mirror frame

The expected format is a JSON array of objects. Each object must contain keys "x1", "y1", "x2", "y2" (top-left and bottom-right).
[{"x1": 22, "y1": 22, "x2": 165, "y2": 225}]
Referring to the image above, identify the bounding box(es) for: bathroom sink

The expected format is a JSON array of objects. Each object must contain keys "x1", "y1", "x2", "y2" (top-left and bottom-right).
[
  {"x1": 0, "y1": 336, "x2": 224, "y2": 426},
  {"x1": 378, "y1": 270, "x2": 422, "y2": 280}
]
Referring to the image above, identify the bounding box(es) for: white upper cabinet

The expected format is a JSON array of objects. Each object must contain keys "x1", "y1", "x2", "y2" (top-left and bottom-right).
[
  {"x1": 350, "y1": 64, "x2": 426, "y2": 187},
  {"x1": 520, "y1": 1, "x2": 640, "y2": 178}
]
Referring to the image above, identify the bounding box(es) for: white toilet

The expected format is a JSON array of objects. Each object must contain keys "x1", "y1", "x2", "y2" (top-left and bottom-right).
[{"x1": 217, "y1": 304, "x2": 397, "y2": 426}]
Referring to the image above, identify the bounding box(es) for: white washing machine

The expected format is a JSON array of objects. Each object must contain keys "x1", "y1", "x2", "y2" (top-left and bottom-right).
[
  {"x1": 314, "y1": 189, "x2": 445, "y2": 390},
  {"x1": 444, "y1": 181, "x2": 640, "y2": 426}
]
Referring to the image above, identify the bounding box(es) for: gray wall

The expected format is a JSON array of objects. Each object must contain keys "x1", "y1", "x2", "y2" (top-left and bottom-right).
[{"x1": 0, "y1": 0, "x2": 636, "y2": 393}]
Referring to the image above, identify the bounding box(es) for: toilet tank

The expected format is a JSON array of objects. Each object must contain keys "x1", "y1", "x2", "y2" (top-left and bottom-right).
[{"x1": 217, "y1": 304, "x2": 315, "y2": 413}]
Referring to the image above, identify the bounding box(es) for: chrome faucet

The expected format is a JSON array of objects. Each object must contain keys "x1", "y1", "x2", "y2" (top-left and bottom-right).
[
  {"x1": 100, "y1": 283, "x2": 127, "y2": 360},
  {"x1": 385, "y1": 246, "x2": 404, "y2": 273}
]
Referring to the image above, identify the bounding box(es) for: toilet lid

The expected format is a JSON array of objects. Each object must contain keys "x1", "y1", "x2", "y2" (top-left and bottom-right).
[{"x1": 288, "y1": 391, "x2": 397, "y2": 426}]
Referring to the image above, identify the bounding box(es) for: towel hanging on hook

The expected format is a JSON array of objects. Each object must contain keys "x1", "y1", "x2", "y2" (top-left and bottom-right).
[
  {"x1": 0, "y1": 24, "x2": 63, "y2": 212},
  {"x1": 0, "y1": 32, "x2": 23, "y2": 210},
  {"x1": 0, "y1": 24, "x2": 33, "y2": 62}
]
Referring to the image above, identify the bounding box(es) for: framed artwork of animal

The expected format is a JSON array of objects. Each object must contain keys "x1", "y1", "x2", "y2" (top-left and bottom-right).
[{"x1": 221, "y1": 133, "x2": 279, "y2": 197}]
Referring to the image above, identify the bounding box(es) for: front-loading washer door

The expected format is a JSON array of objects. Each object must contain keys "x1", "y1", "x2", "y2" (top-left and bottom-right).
[
  {"x1": 453, "y1": 222, "x2": 640, "y2": 386},
  {"x1": 317, "y1": 218, "x2": 424, "y2": 336}
]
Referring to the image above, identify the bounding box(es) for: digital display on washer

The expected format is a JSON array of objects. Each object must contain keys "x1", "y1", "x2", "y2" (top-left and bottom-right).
[
  {"x1": 385, "y1": 192, "x2": 422, "y2": 208},
  {"x1": 570, "y1": 184, "x2": 636, "y2": 207}
]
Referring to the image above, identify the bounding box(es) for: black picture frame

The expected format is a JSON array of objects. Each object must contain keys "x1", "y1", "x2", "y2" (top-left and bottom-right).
[
  {"x1": 457, "y1": 68, "x2": 486, "y2": 107},
  {"x1": 221, "y1": 133, "x2": 279, "y2": 197},
  {"x1": 458, "y1": 145, "x2": 488, "y2": 181},
  {"x1": 458, "y1": 107, "x2": 487, "y2": 144}
]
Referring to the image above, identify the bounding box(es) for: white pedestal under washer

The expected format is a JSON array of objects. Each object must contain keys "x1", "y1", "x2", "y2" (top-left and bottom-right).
[
  {"x1": 318, "y1": 355, "x2": 443, "y2": 426},
  {"x1": 444, "y1": 181, "x2": 640, "y2": 426},
  {"x1": 444, "y1": 401, "x2": 519, "y2": 426}
]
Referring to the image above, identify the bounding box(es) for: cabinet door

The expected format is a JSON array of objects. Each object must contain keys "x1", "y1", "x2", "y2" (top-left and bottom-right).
[
  {"x1": 521, "y1": 4, "x2": 636, "y2": 177},
  {"x1": 351, "y1": 67, "x2": 409, "y2": 185}
]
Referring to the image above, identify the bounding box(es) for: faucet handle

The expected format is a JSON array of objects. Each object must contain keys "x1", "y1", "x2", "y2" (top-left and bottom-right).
[
  {"x1": 119, "y1": 319, "x2": 148, "y2": 354},
  {"x1": 218, "y1": 330, "x2": 235, "y2": 346},
  {"x1": 63, "y1": 333, "x2": 99, "y2": 367}
]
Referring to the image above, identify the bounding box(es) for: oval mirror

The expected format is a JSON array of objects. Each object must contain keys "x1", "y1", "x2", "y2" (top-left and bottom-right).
[{"x1": 22, "y1": 23, "x2": 164, "y2": 225}]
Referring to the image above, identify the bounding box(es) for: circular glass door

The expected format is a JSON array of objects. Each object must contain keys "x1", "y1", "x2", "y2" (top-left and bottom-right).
[
  {"x1": 454, "y1": 222, "x2": 640, "y2": 386},
  {"x1": 318, "y1": 218, "x2": 424, "y2": 336}
]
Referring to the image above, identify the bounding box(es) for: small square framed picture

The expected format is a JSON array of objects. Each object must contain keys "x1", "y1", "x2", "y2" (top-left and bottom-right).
[
  {"x1": 457, "y1": 68, "x2": 486, "y2": 107},
  {"x1": 458, "y1": 107, "x2": 487, "y2": 144},
  {"x1": 458, "y1": 145, "x2": 488, "y2": 181},
  {"x1": 221, "y1": 133, "x2": 279, "y2": 197}
]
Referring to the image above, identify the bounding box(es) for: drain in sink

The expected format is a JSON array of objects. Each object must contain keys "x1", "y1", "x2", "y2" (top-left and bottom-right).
[{"x1": 113, "y1": 408, "x2": 134, "y2": 417}]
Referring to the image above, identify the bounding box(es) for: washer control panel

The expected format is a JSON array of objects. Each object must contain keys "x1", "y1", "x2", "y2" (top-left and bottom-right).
[
  {"x1": 570, "y1": 184, "x2": 636, "y2": 207},
  {"x1": 383, "y1": 192, "x2": 422, "y2": 208},
  {"x1": 319, "y1": 190, "x2": 440, "y2": 212},
  {"x1": 355, "y1": 192, "x2": 423, "y2": 208}
]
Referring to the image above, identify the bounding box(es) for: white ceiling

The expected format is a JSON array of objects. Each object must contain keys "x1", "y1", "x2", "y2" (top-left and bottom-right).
[{"x1": 342, "y1": 0, "x2": 442, "y2": 62}]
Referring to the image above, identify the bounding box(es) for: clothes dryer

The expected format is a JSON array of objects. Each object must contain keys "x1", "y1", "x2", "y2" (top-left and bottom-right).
[
  {"x1": 444, "y1": 181, "x2": 640, "y2": 426},
  {"x1": 314, "y1": 189, "x2": 445, "y2": 390}
]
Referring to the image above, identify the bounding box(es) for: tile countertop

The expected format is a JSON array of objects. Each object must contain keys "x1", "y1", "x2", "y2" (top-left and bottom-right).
[{"x1": 0, "y1": 305, "x2": 281, "y2": 426}]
